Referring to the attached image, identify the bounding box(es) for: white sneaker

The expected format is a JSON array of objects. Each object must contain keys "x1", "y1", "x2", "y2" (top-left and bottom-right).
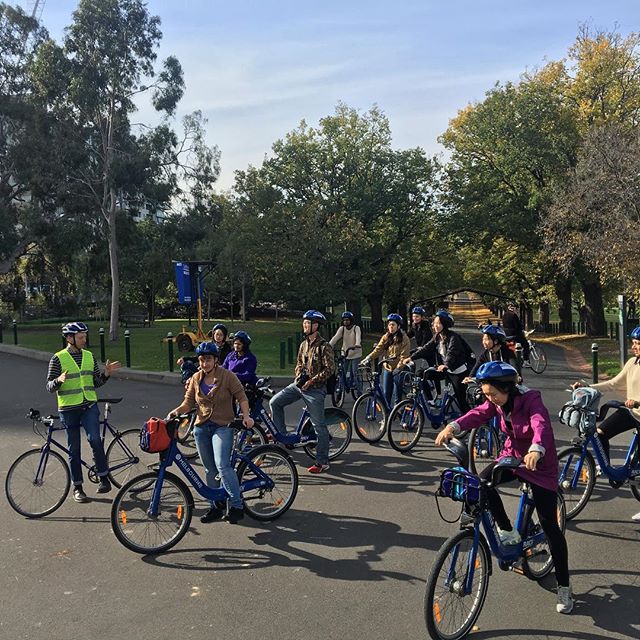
[
  {"x1": 631, "y1": 511, "x2": 640, "y2": 522},
  {"x1": 556, "y1": 585, "x2": 574, "y2": 614},
  {"x1": 497, "y1": 527, "x2": 521, "y2": 546},
  {"x1": 595, "y1": 465, "x2": 602, "y2": 477}
]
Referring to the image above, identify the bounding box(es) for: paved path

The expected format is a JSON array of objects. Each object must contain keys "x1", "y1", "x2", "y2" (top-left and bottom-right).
[{"x1": 0, "y1": 336, "x2": 639, "y2": 640}]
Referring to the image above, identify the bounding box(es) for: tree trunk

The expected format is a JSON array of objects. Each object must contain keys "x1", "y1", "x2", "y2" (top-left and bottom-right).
[
  {"x1": 240, "y1": 272, "x2": 246, "y2": 321},
  {"x1": 555, "y1": 276, "x2": 573, "y2": 333},
  {"x1": 581, "y1": 278, "x2": 607, "y2": 336},
  {"x1": 107, "y1": 195, "x2": 119, "y2": 341},
  {"x1": 367, "y1": 290, "x2": 384, "y2": 333},
  {"x1": 346, "y1": 297, "x2": 363, "y2": 326},
  {"x1": 539, "y1": 302, "x2": 550, "y2": 330},
  {"x1": 524, "y1": 306, "x2": 534, "y2": 330}
]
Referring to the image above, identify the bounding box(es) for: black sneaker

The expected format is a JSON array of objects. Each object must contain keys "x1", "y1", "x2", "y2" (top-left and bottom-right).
[
  {"x1": 97, "y1": 478, "x2": 112, "y2": 494},
  {"x1": 73, "y1": 486, "x2": 89, "y2": 503},
  {"x1": 226, "y1": 506, "x2": 245, "y2": 524},
  {"x1": 200, "y1": 505, "x2": 224, "y2": 523}
]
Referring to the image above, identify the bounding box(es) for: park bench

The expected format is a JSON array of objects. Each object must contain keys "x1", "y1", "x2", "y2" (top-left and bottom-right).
[{"x1": 119, "y1": 313, "x2": 151, "y2": 328}]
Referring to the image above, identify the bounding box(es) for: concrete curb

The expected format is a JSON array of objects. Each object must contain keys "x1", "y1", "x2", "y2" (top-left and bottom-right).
[{"x1": 0, "y1": 343, "x2": 292, "y2": 387}]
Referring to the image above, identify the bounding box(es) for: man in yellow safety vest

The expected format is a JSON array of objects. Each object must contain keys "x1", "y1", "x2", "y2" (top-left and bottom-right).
[{"x1": 46, "y1": 322, "x2": 121, "y2": 503}]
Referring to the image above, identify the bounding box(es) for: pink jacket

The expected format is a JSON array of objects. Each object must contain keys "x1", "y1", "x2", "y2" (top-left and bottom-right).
[{"x1": 454, "y1": 389, "x2": 559, "y2": 492}]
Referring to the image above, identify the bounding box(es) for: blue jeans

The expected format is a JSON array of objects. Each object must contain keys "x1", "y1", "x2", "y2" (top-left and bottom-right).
[
  {"x1": 270, "y1": 383, "x2": 329, "y2": 465},
  {"x1": 59, "y1": 403, "x2": 108, "y2": 486},
  {"x1": 346, "y1": 357, "x2": 362, "y2": 394},
  {"x1": 193, "y1": 422, "x2": 242, "y2": 509}
]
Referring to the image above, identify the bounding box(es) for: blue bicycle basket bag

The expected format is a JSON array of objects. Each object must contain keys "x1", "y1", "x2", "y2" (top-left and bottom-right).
[
  {"x1": 558, "y1": 387, "x2": 601, "y2": 436},
  {"x1": 438, "y1": 466, "x2": 481, "y2": 505}
]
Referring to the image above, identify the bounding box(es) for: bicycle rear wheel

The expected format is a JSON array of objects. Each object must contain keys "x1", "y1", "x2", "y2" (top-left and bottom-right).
[
  {"x1": 237, "y1": 445, "x2": 298, "y2": 521},
  {"x1": 424, "y1": 529, "x2": 491, "y2": 640},
  {"x1": 106, "y1": 429, "x2": 158, "y2": 488},
  {"x1": 352, "y1": 391, "x2": 387, "y2": 443},
  {"x1": 111, "y1": 471, "x2": 193, "y2": 554},
  {"x1": 303, "y1": 408, "x2": 352, "y2": 460},
  {"x1": 5, "y1": 449, "x2": 70, "y2": 518},
  {"x1": 468, "y1": 424, "x2": 501, "y2": 476},
  {"x1": 387, "y1": 400, "x2": 424, "y2": 452},
  {"x1": 521, "y1": 490, "x2": 566, "y2": 580},
  {"x1": 528, "y1": 343, "x2": 547, "y2": 374},
  {"x1": 557, "y1": 446, "x2": 595, "y2": 519}
]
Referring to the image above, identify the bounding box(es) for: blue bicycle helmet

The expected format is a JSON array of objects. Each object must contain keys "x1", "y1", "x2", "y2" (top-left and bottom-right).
[
  {"x1": 302, "y1": 310, "x2": 326, "y2": 324},
  {"x1": 342, "y1": 311, "x2": 354, "y2": 320},
  {"x1": 62, "y1": 321, "x2": 89, "y2": 335},
  {"x1": 411, "y1": 306, "x2": 426, "y2": 316},
  {"x1": 435, "y1": 309, "x2": 454, "y2": 328},
  {"x1": 233, "y1": 330, "x2": 252, "y2": 347},
  {"x1": 481, "y1": 324, "x2": 507, "y2": 342},
  {"x1": 195, "y1": 341, "x2": 219, "y2": 357},
  {"x1": 386, "y1": 313, "x2": 403, "y2": 325},
  {"x1": 475, "y1": 361, "x2": 519, "y2": 383},
  {"x1": 630, "y1": 326, "x2": 640, "y2": 340},
  {"x1": 211, "y1": 323, "x2": 228, "y2": 338}
]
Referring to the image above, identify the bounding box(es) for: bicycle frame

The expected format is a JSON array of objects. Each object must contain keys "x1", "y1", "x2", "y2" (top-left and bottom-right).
[
  {"x1": 402, "y1": 373, "x2": 459, "y2": 428},
  {"x1": 250, "y1": 401, "x2": 318, "y2": 446},
  {"x1": 147, "y1": 438, "x2": 274, "y2": 516},
  {"x1": 561, "y1": 429, "x2": 640, "y2": 487}
]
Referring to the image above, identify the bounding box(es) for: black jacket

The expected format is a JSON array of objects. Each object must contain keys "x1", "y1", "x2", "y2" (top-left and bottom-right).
[
  {"x1": 469, "y1": 345, "x2": 521, "y2": 377},
  {"x1": 413, "y1": 331, "x2": 469, "y2": 371},
  {"x1": 501, "y1": 311, "x2": 523, "y2": 337},
  {"x1": 407, "y1": 321, "x2": 433, "y2": 348}
]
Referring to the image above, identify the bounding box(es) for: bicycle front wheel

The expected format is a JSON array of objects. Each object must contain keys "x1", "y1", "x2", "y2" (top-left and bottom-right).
[
  {"x1": 5, "y1": 449, "x2": 71, "y2": 518},
  {"x1": 303, "y1": 408, "x2": 352, "y2": 461},
  {"x1": 352, "y1": 391, "x2": 388, "y2": 443},
  {"x1": 557, "y1": 446, "x2": 595, "y2": 519},
  {"x1": 111, "y1": 471, "x2": 193, "y2": 554},
  {"x1": 468, "y1": 424, "x2": 500, "y2": 476},
  {"x1": 387, "y1": 400, "x2": 424, "y2": 452},
  {"x1": 424, "y1": 528, "x2": 491, "y2": 640},
  {"x1": 106, "y1": 429, "x2": 158, "y2": 488},
  {"x1": 528, "y1": 343, "x2": 547, "y2": 374},
  {"x1": 522, "y1": 490, "x2": 566, "y2": 580},
  {"x1": 237, "y1": 445, "x2": 298, "y2": 521}
]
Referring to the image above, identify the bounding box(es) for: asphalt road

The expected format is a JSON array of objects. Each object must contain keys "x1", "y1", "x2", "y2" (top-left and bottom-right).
[{"x1": 1, "y1": 342, "x2": 639, "y2": 640}]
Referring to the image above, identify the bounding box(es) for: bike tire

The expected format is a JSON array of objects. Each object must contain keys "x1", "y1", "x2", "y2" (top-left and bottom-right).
[
  {"x1": 241, "y1": 422, "x2": 268, "y2": 451},
  {"x1": 176, "y1": 413, "x2": 195, "y2": 443},
  {"x1": 332, "y1": 383, "x2": 345, "y2": 408},
  {"x1": 302, "y1": 408, "x2": 352, "y2": 461},
  {"x1": 237, "y1": 445, "x2": 298, "y2": 521},
  {"x1": 468, "y1": 424, "x2": 501, "y2": 476},
  {"x1": 424, "y1": 528, "x2": 491, "y2": 640},
  {"x1": 387, "y1": 400, "x2": 424, "y2": 452},
  {"x1": 106, "y1": 429, "x2": 158, "y2": 488},
  {"x1": 631, "y1": 483, "x2": 640, "y2": 502},
  {"x1": 352, "y1": 391, "x2": 388, "y2": 443},
  {"x1": 5, "y1": 449, "x2": 71, "y2": 518},
  {"x1": 528, "y1": 343, "x2": 547, "y2": 374},
  {"x1": 521, "y1": 490, "x2": 566, "y2": 580},
  {"x1": 111, "y1": 471, "x2": 193, "y2": 554},
  {"x1": 557, "y1": 446, "x2": 595, "y2": 519}
]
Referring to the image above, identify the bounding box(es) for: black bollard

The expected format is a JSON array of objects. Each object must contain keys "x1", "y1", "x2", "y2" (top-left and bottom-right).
[
  {"x1": 280, "y1": 340, "x2": 286, "y2": 369},
  {"x1": 99, "y1": 328, "x2": 106, "y2": 363},
  {"x1": 167, "y1": 332, "x2": 174, "y2": 372},
  {"x1": 13, "y1": 319, "x2": 18, "y2": 345},
  {"x1": 287, "y1": 336, "x2": 294, "y2": 364},
  {"x1": 0, "y1": 319, "x2": 3, "y2": 343},
  {"x1": 124, "y1": 329, "x2": 131, "y2": 368},
  {"x1": 592, "y1": 343, "x2": 599, "y2": 384},
  {"x1": 515, "y1": 342, "x2": 523, "y2": 368}
]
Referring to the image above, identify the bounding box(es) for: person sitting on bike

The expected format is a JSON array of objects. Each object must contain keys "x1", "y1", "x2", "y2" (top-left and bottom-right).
[
  {"x1": 269, "y1": 310, "x2": 335, "y2": 474},
  {"x1": 436, "y1": 361, "x2": 573, "y2": 614},
  {"x1": 329, "y1": 311, "x2": 363, "y2": 394},
  {"x1": 573, "y1": 325, "x2": 640, "y2": 522},
  {"x1": 361, "y1": 313, "x2": 410, "y2": 406},
  {"x1": 403, "y1": 309, "x2": 471, "y2": 413},
  {"x1": 502, "y1": 301, "x2": 530, "y2": 365},
  {"x1": 407, "y1": 306, "x2": 435, "y2": 370},
  {"x1": 169, "y1": 341, "x2": 254, "y2": 524},
  {"x1": 222, "y1": 331, "x2": 258, "y2": 386},
  {"x1": 46, "y1": 322, "x2": 122, "y2": 503},
  {"x1": 464, "y1": 324, "x2": 521, "y2": 382},
  {"x1": 177, "y1": 323, "x2": 232, "y2": 384}
]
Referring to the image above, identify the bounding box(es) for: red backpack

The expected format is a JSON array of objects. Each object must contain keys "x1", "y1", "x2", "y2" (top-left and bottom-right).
[{"x1": 139, "y1": 417, "x2": 172, "y2": 453}]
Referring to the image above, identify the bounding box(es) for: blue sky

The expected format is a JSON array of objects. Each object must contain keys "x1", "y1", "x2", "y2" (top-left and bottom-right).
[{"x1": 25, "y1": 0, "x2": 640, "y2": 189}]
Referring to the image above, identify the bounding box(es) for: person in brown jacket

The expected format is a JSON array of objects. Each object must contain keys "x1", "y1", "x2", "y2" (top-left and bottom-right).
[
  {"x1": 362, "y1": 313, "x2": 410, "y2": 406},
  {"x1": 169, "y1": 341, "x2": 254, "y2": 524}
]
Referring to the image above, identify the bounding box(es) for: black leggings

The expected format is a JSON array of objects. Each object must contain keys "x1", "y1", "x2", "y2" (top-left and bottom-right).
[
  {"x1": 422, "y1": 369, "x2": 469, "y2": 413},
  {"x1": 480, "y1": 462, "x2": 570, "y2": 587},
  {"x1": 597, "y1": 408, "x2": 639, "y2": 461}
]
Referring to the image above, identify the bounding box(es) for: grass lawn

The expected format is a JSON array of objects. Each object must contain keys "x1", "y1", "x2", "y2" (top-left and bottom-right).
[{"x1": 7, "y1": 319, "x2": 382, "y2": 376}]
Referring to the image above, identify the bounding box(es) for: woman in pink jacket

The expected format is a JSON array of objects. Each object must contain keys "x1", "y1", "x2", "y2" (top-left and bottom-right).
[{"x1": 436, "y1": 361, "x2": 573, "y2": 615}]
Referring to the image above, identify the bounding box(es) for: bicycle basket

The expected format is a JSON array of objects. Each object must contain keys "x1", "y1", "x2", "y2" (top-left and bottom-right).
[
  {"x1": 558, "y1": 388, "x2": 601, "y2": 437},
  {"x1": 438, "y1": 466, "x2": 482, "y2": 505},
  {"x1": 357, "y1": 365, "x2": 373, "y2": 387}
]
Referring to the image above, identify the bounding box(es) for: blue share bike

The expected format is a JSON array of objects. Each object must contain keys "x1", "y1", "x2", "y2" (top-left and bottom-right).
[
  {"x1": 424, "y1": 437, "x2": 566, "y2": 640},
  {"x1": 331, "y1": 346, "x2": 362, "y2": 408},
  {"x1": 110, "y1": 416, "x2": 299, "y2": 554},
  {"x1": 558, "y1": 399, "x2": 640, "y2": 519},
  {"x1": 243, "y1": 377, "x2": 352, "y2": 462},
  {"x1": 5, "y1": 399, "x2": 157, "y2": 518},
  {"x1": 385, "y1": 366, "x2": 464, "y2": 452}
]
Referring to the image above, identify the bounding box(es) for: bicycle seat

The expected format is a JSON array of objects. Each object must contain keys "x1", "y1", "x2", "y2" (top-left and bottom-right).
[{"x1": 98, "y1": 398, "x2": 122, "y2": 404}]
